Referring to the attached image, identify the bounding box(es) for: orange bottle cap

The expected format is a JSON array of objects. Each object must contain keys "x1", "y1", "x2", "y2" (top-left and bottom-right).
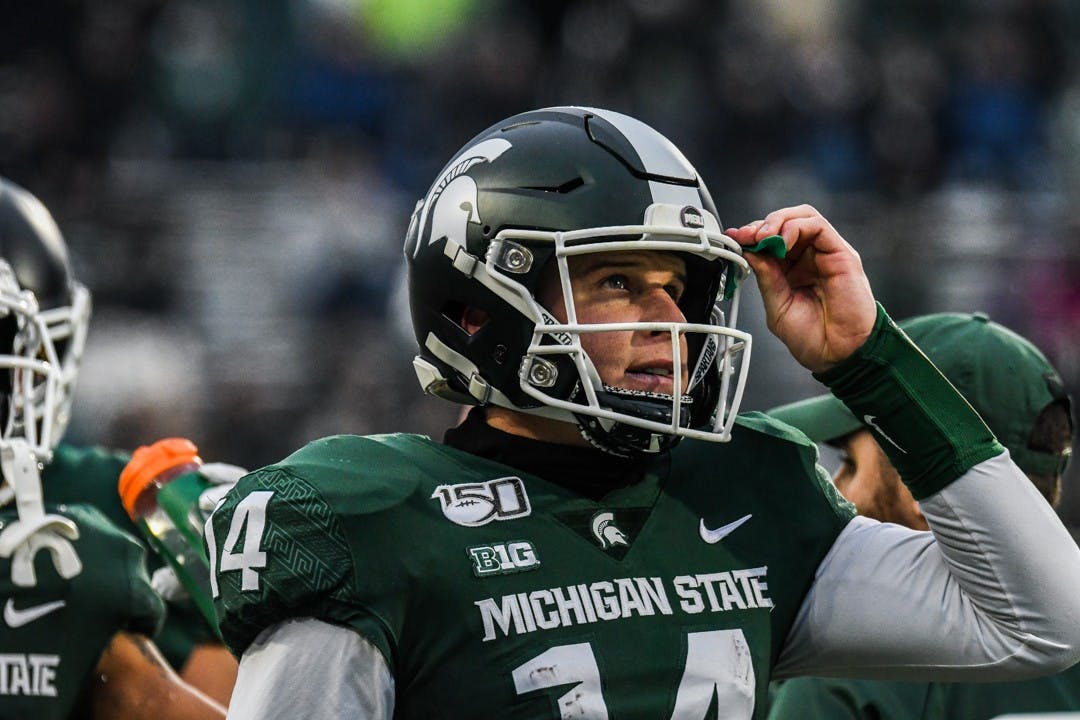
[{"x1": 119, "y1": 437, "x2": 201, "y2": 520}]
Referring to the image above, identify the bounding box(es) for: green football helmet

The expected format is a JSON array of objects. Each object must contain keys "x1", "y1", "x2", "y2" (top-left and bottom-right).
[{"x1": 405, "y1": 107, "x2": 751, "y2": 456}]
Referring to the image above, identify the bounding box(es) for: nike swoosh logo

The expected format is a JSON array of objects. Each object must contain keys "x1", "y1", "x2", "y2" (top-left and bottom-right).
[
  {"x1": 699, "y1": 514, "x2": 752, "y2": 544},
  {"x1": 863, "y1": 415, "x2": 908, "y2": 454},
  {"x1": 4, "y1": 598, "x2": 66, "y2": 628}
]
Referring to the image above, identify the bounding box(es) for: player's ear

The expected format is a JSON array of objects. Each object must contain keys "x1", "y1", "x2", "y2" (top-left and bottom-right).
[{"x1": 462, "y1": 306, "x2": 489, "y2": 335}]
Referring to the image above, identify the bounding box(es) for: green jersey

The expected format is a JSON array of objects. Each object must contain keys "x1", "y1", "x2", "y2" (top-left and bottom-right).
[
  {"x1": 211, "y1": 413, "x2": 854, "y2": 719},
  {"x1": 43, "y1": 443, "x2": 220, "y2": 669},
  {"x1": 0, "y1": 503, "x2": 164, "y2": 720},
  {"x1": 767, "y1": 666, "x2": 1080, "y2": 720}
]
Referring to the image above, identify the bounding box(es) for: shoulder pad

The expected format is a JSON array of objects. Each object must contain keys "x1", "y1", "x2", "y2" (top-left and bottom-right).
[
  {"x1": 210, "y1": 437, "x2": 441, "y2": 660},
  {"x1": 269, "y1": 433, "x2": 448, "y2": 508},
  {"x1": 734, "y1": 411, "x2": 819, "y2": 449},
  {"x1": 43, "y1": 444, "x2": 135, "y2": 538},
  {"x1": 695, "y1": 412, "x2": 855, "y2": 522}
]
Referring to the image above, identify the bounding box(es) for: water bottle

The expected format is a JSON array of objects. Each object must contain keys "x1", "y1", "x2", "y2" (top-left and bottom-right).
[{"x1": 119, "y1": 437, "x2": 217, "y2": 631}]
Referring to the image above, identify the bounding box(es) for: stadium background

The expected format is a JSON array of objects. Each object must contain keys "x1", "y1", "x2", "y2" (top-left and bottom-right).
[{"x1": 2, "y1": 0, "x2": 1078, "y2": 528}]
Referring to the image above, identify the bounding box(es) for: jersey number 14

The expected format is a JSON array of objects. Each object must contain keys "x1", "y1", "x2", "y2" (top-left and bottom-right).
[
  {"x1": 205, "y1": 491, "x2": 274, "y2": 596},
  {"x1": 515, "y1": 630, "x2": 755, "y2": 718}
]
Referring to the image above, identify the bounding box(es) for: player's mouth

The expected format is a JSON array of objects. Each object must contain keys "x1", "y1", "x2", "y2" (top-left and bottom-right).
[{"x1": 623, "y1": 363, "x2": 686, "y2": 394}]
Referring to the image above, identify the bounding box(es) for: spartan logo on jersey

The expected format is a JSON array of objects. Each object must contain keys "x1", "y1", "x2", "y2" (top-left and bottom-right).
[
  {"x1": 553, "y1": 507, "x2": 649, "y2": 560},
  {"x1": 591, "y1": 512, "x2": 629, "y2": 550},
  {"x1": 432, "y1": 477, "x2": 531, "y2": 527},
  {"x1": 410, "y1": 137, "x2": 513, "y2": 259}
]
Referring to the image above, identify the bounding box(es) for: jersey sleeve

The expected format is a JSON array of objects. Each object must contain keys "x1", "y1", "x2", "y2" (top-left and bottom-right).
[
  {"x1": 208, "y1": 438, "x2": 412, "y2": 666},
  {"x1": 119, "y1": 527, "x2": 168, "y2": 638},
  {"x1": 61, "y1": 504, "x2": 166, "y2": 639},
  {"x1": 775, "y1": 307, "x2": 1080, "y2": 681},
  {"x1": 776, "y1": 456, "x2": 1080, "y2": 682},
  {"x1": 226, "y1": 618, "x2": 395, "y2": 720},
  {"x1": 80, "y1": 504, "x2": 166, "y2": 639}
]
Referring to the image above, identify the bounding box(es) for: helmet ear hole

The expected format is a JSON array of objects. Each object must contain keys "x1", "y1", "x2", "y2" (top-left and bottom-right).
[
  {"x1": 441, "y1": 301, "x2": 490, "y2": 336},
  {"x1": 461, "y1": 306, "x2": 490, "y2": 336},
  {"x1": 439, "y1": 301, "x2": 468, "y2": 334}
]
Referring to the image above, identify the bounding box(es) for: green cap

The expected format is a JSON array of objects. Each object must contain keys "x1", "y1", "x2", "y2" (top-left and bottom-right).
[{"x1": 769, "y1": 312, "x2": 1073, "y2": 477}]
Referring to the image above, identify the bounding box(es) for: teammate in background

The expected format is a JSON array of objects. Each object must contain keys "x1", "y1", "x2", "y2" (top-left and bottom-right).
[
  {"x1": 0, "y1": 177, "x2": 227, "y2": 718},
  {"x1": 766, "y1": 312, "x2": 1076, "y2": 720},
  {"x1": 12, "y1": 185, "x2": 241, "y2": 704},
  {"x1": 44, "y1": 446, "x2": 239, "y2": 706},
  {"x1": 209, "y1": 107, "x2": 1080, "y2": 719}
]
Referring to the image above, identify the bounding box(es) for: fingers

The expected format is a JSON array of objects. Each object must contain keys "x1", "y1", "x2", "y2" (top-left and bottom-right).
[
  {"x1": 727, "y1": 205, "x2": 846, "y2": 256},
  {"x1": 725, "y1": 205, "x2": 877, "y2": 371},
  {"x1": 724, "y1": 220, "x2": 767, "y2": 246},
  {"x1": 757, "y1": 204, "x2": 821, "y2": 240}
]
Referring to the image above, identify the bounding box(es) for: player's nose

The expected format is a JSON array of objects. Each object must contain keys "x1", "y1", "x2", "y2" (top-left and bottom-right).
[{"x1": 641, "y1": 288, "x2": 687, "y2": 326}]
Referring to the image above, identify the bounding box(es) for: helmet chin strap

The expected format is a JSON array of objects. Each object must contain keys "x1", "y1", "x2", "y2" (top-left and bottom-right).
[
  {"x1": 573, "y1": 384, "x2": 693, "y2": 457},
  {"x1": 0, "y1": 439, "x2": 81, "y2": 586}
]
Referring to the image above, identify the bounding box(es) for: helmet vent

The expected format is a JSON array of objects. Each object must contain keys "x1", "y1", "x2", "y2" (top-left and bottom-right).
[{"x1": 520, "y1": 177, "x2": 585, "y2": 195}]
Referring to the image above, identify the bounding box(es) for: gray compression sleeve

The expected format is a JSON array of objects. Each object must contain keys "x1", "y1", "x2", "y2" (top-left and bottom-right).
[
  {"x1": 226, "y1": 618, "x2": 395, "y2": 720},
  {"x1": 775, "y1": 451, "x2": 1080, "y2": 681}
]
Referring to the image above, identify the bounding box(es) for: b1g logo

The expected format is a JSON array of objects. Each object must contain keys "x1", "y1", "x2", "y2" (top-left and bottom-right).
[
  {"x1": 467, "y1": 540, "x2": 540, "y2": 577},
  {"x1": 432, "y1": 477, "x2": 531, "y2": 527}
]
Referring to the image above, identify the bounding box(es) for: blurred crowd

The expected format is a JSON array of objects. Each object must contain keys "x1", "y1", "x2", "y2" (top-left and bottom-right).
[{"x1": 1, "y1": 0, "x2": 1078, "y2": 520}]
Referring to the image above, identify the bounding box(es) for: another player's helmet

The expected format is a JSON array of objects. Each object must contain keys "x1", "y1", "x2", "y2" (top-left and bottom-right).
[
  {"x1": 0, "y1": 178, "x2": 90, "y2": 461},
  {"x1": 405, "y1": 107, "x2": 752, "y2": 456}
]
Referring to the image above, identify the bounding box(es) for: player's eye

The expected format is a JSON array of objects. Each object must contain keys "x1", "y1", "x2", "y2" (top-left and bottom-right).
[{"x1": 599, "y1": 274, "x2": 630, "y2": 292}]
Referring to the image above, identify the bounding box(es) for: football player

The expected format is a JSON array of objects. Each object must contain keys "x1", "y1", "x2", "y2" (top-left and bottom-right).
[
  {"x1": 0, "y1": 177, "x2": 226, "y2": 718},
  {"x1": 767, "y1": 312, "x2": 1077, "y2": 719},
  {"x1": 209, "y1": 107, "x2": 1080, "y2": 719}
]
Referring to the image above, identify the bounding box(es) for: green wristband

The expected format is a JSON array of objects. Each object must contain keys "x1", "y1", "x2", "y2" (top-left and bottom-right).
[{"x1": 814, "y1": 304, "x2": 1005, "y2": 499}]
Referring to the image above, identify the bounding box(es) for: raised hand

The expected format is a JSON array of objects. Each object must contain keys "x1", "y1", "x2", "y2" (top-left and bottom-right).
[{"x1": 725, "y1": 205, "x2": 877, "y2": 373}]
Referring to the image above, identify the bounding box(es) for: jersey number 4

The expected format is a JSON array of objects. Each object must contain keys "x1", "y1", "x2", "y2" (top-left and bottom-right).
[
  {"x1": 514, "y1": 630, "x2": 755, "y2": 718},
  {"x1": 206, "y1": 491, "x2": 274, "y2": 596}
]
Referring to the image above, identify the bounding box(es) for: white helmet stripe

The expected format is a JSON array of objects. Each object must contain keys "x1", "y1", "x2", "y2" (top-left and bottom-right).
[
  {"x1": 646, "y1": 181, "x2": 703, "y2": 207},
  {"x1": 578, "y1": 107, "x2": 697, "y2": 180}
]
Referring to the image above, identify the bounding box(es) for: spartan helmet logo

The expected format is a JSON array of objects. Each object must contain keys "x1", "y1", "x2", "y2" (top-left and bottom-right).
[
  {"x1": 413, "y1": 138, "x2": 512, "y2": 259},
  {"x1": 591, "y1": 511, "x2": 629, "y2": 550}
]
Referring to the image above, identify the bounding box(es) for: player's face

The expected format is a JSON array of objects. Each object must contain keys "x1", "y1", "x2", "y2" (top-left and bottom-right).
[
  {"x1": 833, "y1": 429, "x2": 928, "y2": 531},
  {"x1": 540, "y1": 250, "x2": 691, "y2": 396}
]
